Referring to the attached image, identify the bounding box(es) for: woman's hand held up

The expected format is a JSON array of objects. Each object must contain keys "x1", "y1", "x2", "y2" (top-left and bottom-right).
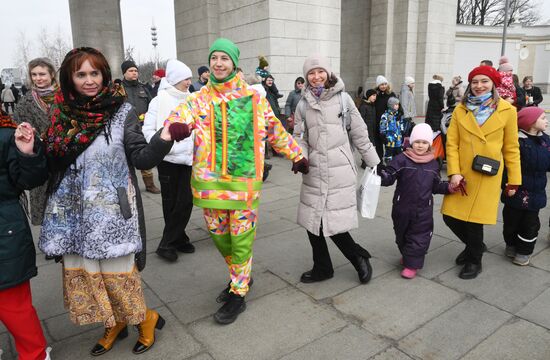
[{"x1": 14, "y1": 122, "x2": 35, "y2": 155}]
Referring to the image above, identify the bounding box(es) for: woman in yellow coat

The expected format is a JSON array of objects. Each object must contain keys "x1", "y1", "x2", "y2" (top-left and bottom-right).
[{"x1": 442, "y1": 65, "x2": 521, "y2": 279}]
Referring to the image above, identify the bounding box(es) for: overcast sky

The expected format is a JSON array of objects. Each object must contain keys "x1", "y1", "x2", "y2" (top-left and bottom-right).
[
  {"x1": 1, "y1": 0, "x2": 176, "y2": 70},
  {"x1": 2, "y1": 0, "x2": 550, "y2": 71}
]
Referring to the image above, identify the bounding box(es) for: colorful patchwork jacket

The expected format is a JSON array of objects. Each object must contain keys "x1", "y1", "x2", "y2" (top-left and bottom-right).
[{"x1": 167, "y1": 74, "x2": 303, "y2": 210}]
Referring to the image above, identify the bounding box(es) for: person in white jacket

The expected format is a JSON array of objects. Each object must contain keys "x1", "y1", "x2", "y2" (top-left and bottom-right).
[{"x1": 143, "y1": 59, "x2": 195, "y2": 262}]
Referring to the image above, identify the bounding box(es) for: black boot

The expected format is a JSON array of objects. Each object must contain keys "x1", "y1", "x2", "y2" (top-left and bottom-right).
[
  {"x1": 300, "y1": 270, "x2": 333, "y2": 283},
  {"x1": 354, "y1": 256, "x2": 372, "y2": 284},
  {"x1": 216, "y1": 278, "x2": 254, "y2": 303},
  {"x1": 214, "y1": 293, "x2": 246, "y2": 325},
  {"x1": 175, "y1": 242, "x2": 195, "y2": 253},
  {"x1": 455, "y1": 243, "x2": 488, "y2": 265},
  {"x1": 156, "y1": 248, "x2": 178, "y2": 262},
  {"x1": 459, "y1": 262, "x2": 482, "y2": 279}
]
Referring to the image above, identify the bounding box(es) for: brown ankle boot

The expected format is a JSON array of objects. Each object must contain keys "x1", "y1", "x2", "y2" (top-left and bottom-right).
[
  {"x1": 90, "y1": 322, "x2": 128, "y2": 356},
  {"x1": 142, "y1": 174, "x2": 161, "y2": 194},
  {"x1": 132, "y1": 309, "x2": 166, "y2": 354}
]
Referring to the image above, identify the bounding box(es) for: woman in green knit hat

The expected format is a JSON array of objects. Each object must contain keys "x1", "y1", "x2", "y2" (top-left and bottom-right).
[{"x1": 166, "y1": 38, "x2": 307, "y2": 324}]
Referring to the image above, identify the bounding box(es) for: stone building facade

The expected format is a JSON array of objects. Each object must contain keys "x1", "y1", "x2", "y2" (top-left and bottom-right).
[{"x1": 173, "y1": 0, "x2": 458, "y2": 114}]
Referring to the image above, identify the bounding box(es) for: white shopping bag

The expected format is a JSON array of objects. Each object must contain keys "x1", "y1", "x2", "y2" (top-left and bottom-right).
[{"x1": 357, "y1": 167, "x2": 381, "y2": 219}]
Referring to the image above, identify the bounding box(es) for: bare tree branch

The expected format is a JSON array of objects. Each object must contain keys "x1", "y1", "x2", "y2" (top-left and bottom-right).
[{"x1": 457, "y1": 0, "x2": 543, "y2": 25}]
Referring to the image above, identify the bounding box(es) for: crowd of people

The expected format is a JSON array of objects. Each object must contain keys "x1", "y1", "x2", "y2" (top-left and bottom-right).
[{"x1": 0, "y1": 37, "x2": 548, "y2": 359}]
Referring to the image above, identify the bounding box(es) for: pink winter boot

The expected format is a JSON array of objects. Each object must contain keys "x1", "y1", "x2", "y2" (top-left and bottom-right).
[{"x1": 401, "y1": 268, "x2": 417, "y2": 279}]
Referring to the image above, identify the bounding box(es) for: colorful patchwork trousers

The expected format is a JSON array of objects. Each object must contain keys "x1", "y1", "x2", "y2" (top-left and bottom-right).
[{"x1": 203, "y1": 208, "x2": 257, "y2": 296}]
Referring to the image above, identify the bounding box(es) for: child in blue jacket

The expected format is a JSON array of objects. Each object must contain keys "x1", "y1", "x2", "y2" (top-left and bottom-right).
[
  {"x1": 501, "y1": 107, "x2": 549, "y2": 266},
  {"x1": 379, "y1": 97, "x2": 404, "y2": 163}
]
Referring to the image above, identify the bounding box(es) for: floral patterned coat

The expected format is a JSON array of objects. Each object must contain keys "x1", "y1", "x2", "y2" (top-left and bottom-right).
[{"x1": 39, "y1": 103, "x2": 173, "y2": 263}]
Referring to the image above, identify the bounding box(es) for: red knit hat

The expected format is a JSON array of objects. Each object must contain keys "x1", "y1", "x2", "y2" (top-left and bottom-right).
[
  {"x1": 468, "y1": 66, "x2": 501, "y2": 88},
  {"x1": 153, "y1": 68, "x2": 166, "y2": 78},
  {"x1": 517, "y1": 107, "x2": 545, "y2": 131}
]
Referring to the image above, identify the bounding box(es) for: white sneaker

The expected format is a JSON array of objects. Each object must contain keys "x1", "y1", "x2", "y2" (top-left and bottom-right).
[
  {"x1": 513, "y1": 254, "x2": 531, "y2": 266},
  {"x1": 44, "y1": 347, "x2": 52, "y2": 360}
]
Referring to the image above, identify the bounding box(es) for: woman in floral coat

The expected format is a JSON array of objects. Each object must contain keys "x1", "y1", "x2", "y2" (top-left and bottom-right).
[{"x1": 38, "y1": 47, "x2": 187, "y2": 356}]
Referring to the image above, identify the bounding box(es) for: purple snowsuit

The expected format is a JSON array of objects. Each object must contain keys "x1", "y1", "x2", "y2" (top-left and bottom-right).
[{"x1": 380, "y1": 152, "x2": 450, "y2": 269}]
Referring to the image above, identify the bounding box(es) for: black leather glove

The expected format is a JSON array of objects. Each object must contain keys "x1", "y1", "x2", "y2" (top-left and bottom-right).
[
  {"x1": 168, "y1": 122, "x2": 191, "y2": 142},
  {"x1": 376, "y1": 163, "x2": 386, "y2": 174},
  {"x1": 292, "y1": 157, "x2": 309, "y2": 174}
]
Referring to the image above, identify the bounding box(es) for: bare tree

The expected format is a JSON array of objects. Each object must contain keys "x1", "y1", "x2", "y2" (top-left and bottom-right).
[
  {"x1": 38, "y1": 26, "x2": 71, "y2": 68},
  {"x1": 124, "y1": 46, "x2": 136, "y2": 62},
  {"x1": 13, "y1": 31, "x2": 33, "y2": 71},
  {"x1": 137, "y1": 60, "x2": 168, "y2": 84},
  {"x1": 456, "y1": 0, "x2": 542, "y2": 25}
]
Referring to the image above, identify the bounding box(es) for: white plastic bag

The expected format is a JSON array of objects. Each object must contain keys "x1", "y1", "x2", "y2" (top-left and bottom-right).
[{"x1": 357, "y1": 167, "x2": 381, "y2": 219}]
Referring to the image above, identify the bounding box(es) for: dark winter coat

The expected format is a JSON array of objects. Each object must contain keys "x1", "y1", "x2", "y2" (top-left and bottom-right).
[
  {"x1": 264, "y1": 84, "x2": 283, "y2": 119},
  {"x1": 358, "y1": 100, "x2": 376, "y2": 144},
  {"x1": 13, "y1": 92, "x2": 52, "y2": 225},
  {"x1": 501, "y1": 131, "x2": 550, "y2": 211},
  {"x1": 515, "y1": 86, "x2": 526, "y2": 110},
  {"x1": 380, "y1": 152, "x2": 449, "y2": 269},
  {"x1": 0, "y1": 129, "x2": 48, "y2": 290},
  {"x1": 523, "y1": 86, "x2": 543, "y2": 107},
  {"x1": 285, "y1": 89, "x2": 302, "y2": 116},
  {"x1": 149, "y1": 81, "x2": 161, "y2": 98},
  {"x1": 122, "y1": 79, "x2": 152, "y2": 116},
  {"x1": 374, "y1": 90, "x2": 397, "y2": 155},
  {"x1": 426, "y1": 82, "x2": 445, "y2": 132}
]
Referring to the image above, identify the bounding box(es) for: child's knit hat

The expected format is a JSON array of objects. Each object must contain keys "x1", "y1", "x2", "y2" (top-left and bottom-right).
[
  {"x1": 517, "y1": 107, "x2": 544, "y2": 131},
  {"x1": 498, "y1": 56, "x2": 513, "y2": 72},
  {"x1": 387, "y1": 97, "x2": 399, "y2": 108},
  {"x1": 376, "y1": 75, "x2": 388, "y2": 87},
  {"x1": 409, "y1": 123, "x2": 433, "y2": 146},
  {"x1": 258, "y1": 55, "x2": 269, "y2": 69},
  {"x1": 364, "y1": 89, "x2": 376, "y2": 99}
]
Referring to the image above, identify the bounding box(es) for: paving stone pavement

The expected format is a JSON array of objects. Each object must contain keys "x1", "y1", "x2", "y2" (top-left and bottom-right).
[{"x1": 2, "y1": 155, "x2": 550, "y2": 360}]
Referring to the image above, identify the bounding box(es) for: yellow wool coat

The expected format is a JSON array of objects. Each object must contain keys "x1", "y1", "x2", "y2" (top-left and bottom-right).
[{"x1": 441, "y1": 100, "x2": 521, "y2": 224}]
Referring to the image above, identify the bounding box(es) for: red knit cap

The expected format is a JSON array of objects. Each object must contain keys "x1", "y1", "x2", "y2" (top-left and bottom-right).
[
  {"x1": 468, "y1": 66, "x2": 501, "y2": 88},
  {"x1": 517, "y1": 107, "x2": 545, "y2": 131},
  {"x1": 153, "y1": 69, "x2": 166, "y2": 78}
]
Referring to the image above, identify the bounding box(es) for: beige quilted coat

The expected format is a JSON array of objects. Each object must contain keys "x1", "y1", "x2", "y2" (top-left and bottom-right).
[{"x1": 294, "y1": 78, "x2": 380, "y2": 236}]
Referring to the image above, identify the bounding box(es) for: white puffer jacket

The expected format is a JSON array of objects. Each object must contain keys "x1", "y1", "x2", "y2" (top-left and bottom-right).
[
  {"x1": 294, "y1": 77, "x2": 380, "y2": 236},
  {"x1": 143, "y1": 82, "x2": 193, "y2": 165}
]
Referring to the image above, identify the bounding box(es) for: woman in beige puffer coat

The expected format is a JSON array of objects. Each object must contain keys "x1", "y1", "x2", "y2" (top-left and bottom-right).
[{"x1": 294, "y1": 54, "x2": 380, "y2": 285}]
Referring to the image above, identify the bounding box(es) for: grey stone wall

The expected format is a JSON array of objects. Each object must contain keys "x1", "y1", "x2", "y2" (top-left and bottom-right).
[
  {"x1": 174, "y1": 0, "x2": 341, "y2": 114},
  {"x1": 69, "y1": 0, "x2": 125, "y2": 79}
]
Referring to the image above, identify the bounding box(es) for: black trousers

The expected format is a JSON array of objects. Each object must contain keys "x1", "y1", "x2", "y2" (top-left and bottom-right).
[
  {"x1": 502, "y1": 205, "x2": 540, "y2": 255},
  {"x1": 443, "y1": 215, "x2": 484, "y2": 264},
  {"x1": 3, "y1": 102, "x2": 14, "y2": 113},
  {"x1": 156, "y1": 161, "x2": 193, "y2": 251},
  {"x1": 307, "y1": 228, "x2": 371, "y2": 277}
]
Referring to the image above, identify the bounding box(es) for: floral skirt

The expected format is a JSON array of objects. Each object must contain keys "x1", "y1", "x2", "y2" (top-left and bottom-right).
[{"x1": 62, "y1": 254, "x2": 146, "y2": 328}]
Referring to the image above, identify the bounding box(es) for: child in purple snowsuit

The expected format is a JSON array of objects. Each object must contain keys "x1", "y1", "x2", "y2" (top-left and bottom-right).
[{"x1": 379, "y1": 123, "x2": 457, "y2": 279}]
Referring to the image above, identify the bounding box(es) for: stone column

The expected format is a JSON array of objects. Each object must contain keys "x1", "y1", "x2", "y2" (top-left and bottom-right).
[
  {"x1": 174, "y1": 0, "x2": 220, "y2": 74},
  {"x1": 414, "y1": 0, "x2": 458, "y2": 113},
  {"x1": 340, "y1": 0, "x2": 370, "y2": 97},
  {"x1": 346, "y1": 0, "x2": 457, "y2": 113},
  {"x1": 69, "y1": 0, "x2": 125, "y2": 79}
]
